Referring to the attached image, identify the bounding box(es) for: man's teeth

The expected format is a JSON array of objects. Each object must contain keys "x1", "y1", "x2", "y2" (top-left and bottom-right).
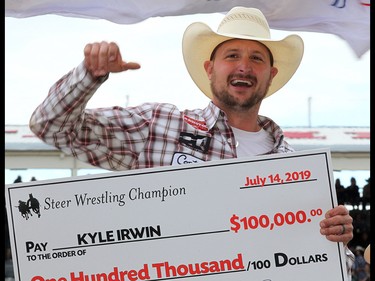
[{"x1": 231, "y1": 79, "x2": 253, "y2": 87}]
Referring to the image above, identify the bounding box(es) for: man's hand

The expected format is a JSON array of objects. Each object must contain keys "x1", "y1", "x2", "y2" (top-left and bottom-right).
[
  {"x1": 319, "y1": 205, "x2": 353, "y2": 245},
  {"x1": 84, "y1": 41, "x2": 141, "y2": 78}
]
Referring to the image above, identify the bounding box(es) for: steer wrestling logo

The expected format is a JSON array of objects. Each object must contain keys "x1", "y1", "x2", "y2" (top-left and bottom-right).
[{"x1": 16, "y1": 193, "x2": 41, "y2": 220}]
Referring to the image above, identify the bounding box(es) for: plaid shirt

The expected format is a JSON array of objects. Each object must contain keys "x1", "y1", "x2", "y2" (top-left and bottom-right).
[
  {"x1": 29, "y1": 62, "x2": 294, "y2": 171},
  {"x1": 30, "y1": 61, "x2": 354, "y2": 277}
]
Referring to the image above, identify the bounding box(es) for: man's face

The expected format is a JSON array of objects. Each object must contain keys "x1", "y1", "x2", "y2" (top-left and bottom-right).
[{"x1": 204, "y1": 39, "x2": 278, "y2": 111}]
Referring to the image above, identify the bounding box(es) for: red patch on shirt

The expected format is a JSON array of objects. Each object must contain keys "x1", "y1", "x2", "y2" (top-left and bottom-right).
[{"x1": 183, "y1": 115, "x2": 208, "y2": 131}]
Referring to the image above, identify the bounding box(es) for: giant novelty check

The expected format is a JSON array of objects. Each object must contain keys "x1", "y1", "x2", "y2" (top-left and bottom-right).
[{"x1": 5, "y1": 148, "x2": 349, "y2": 281}]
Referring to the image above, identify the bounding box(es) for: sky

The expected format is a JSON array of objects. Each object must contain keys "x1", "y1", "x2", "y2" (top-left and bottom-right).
[{"x1": 4, "y1": 13, "x2": 370, "y2": 188}]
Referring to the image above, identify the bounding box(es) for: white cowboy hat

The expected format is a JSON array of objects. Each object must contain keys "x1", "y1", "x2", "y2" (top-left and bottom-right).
[
  {"x1": 355, "y1": 246, "x2": 365, "y2": 252},
  {"x1": 364, "y1": 244, "x2": 370, "y2": 263},
  {"x1": 182, "y1": 6, "x2": 304, "y2": 99}
]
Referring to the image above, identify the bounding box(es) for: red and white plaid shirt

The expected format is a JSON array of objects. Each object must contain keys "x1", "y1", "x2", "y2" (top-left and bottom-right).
[{"x1": 29, "y1": 62, "x2": 294, "y2": 171}]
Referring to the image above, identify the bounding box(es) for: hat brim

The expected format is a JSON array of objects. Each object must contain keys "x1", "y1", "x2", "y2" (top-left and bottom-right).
[
  {"x1": 364, "y1": 245, "x2": 370, "y2": 263},
  {"x1": 182, "y1": 22, "x2": 304, "y2": 99}
]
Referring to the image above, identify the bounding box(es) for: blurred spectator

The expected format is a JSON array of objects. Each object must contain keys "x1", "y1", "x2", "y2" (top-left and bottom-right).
[
  {"x1": 13, "y1": 175, "x2": 22, "y2": 183},
  {"x1": 361, "y1": 178, "x2": 370, "y2": 209},
  {"x1": 350, "y1": 210, "x2": 370, "y2": 249},
  {"x1": 30, "y1": 176, "x2": 37, "y2": 181},
  {"x1": 347, "y1": 177, "x2": 360, "y2": 208},
  {"x1": 4, "y1": 207, "x2": 14, "y2": 280},
  {"x1": 335, "y1": 178, "x2": 346, "y2": 205},
  {"x1": 352, "y1": 246, "x2": 369, "y2": 281}
]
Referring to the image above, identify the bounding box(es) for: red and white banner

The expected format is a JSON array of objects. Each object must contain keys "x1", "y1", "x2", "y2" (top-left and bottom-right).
[{"x1": 5, "y1": 0, "x2": 370, "y2": 57}]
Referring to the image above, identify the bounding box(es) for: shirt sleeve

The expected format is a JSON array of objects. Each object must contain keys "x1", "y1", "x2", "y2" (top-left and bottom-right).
[
  {"x1": 345, "y1": 245, "x2": 355, "y2": 281},
  {"x1": 29, "y1": 61, "x2": 149, "y2": 170},
  {"x1": 29, "y1": 61, "x2": 106, "y2": 127}
]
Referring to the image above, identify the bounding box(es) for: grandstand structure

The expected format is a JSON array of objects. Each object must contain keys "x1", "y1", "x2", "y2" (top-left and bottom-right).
[{"x1": 5, "y1": 125, "x2": 370, "y2": 176}]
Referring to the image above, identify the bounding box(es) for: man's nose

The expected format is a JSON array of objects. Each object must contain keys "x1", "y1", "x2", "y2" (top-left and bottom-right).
[{"x1": 237, "y1": 58, "x2": 253, "y2": 72}]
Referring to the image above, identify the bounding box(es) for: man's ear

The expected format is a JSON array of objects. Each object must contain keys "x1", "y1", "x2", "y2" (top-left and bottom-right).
[
  {"x1": 204, "y1": 60, "x2": 213, "y2": 79},
  {"x1": 269, "y1": 66, "x2": 278, "y2": 85}
]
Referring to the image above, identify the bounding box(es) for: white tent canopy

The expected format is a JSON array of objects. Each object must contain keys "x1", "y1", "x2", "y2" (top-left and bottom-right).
[{"x1": 5, "y1": 0, "x2": 370, "y2": 58}]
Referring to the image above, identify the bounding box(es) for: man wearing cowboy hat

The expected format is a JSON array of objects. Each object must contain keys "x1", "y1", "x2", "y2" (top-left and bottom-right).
[
  {"x1": 353, "y1": 246, "x2": 370, "y2": 281},
  {"x1": 29, "y1": 6, "x2": 354, "y2": 276}
]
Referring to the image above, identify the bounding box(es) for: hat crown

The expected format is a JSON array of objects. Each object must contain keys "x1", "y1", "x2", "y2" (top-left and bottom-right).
[
  {"x1": 217, "y1": 7, "x2": 271, "y2": 39},
  {"x1": 356, "y1": 246, "x2": 365, "y2": 251}
]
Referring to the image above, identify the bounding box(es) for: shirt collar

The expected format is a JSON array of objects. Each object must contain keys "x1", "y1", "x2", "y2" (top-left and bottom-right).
[
  {"x1": 202, "y1": 101, "x2": 286, "y2": 150},
  {"x1": 202, "y1": 101, "x2": 223, "y2": 131}
]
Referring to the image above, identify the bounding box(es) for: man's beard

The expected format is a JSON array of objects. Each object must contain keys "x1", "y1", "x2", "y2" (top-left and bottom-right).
[{"x1": 210, "y1": 75, "x2": 269, "y2": 111}]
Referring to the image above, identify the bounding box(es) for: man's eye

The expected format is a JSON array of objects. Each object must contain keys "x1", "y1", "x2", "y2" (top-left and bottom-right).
[
  {"x1": 251, "y1": 55, "x2": 264, "y2": 62},
  {"x1": 227, "y1": 54, "x2": 238, "y2": 58}
]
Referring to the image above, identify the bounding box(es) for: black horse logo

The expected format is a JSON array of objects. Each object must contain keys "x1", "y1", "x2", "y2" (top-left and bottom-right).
[{"x1": 16, "y1": 193, "x2": 41, "y2": 220}]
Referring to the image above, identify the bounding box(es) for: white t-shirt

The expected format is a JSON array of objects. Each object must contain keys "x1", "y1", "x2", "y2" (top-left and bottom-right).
[{"x1": 231, "y1": 127, "x2": 274, "y2": 157}]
